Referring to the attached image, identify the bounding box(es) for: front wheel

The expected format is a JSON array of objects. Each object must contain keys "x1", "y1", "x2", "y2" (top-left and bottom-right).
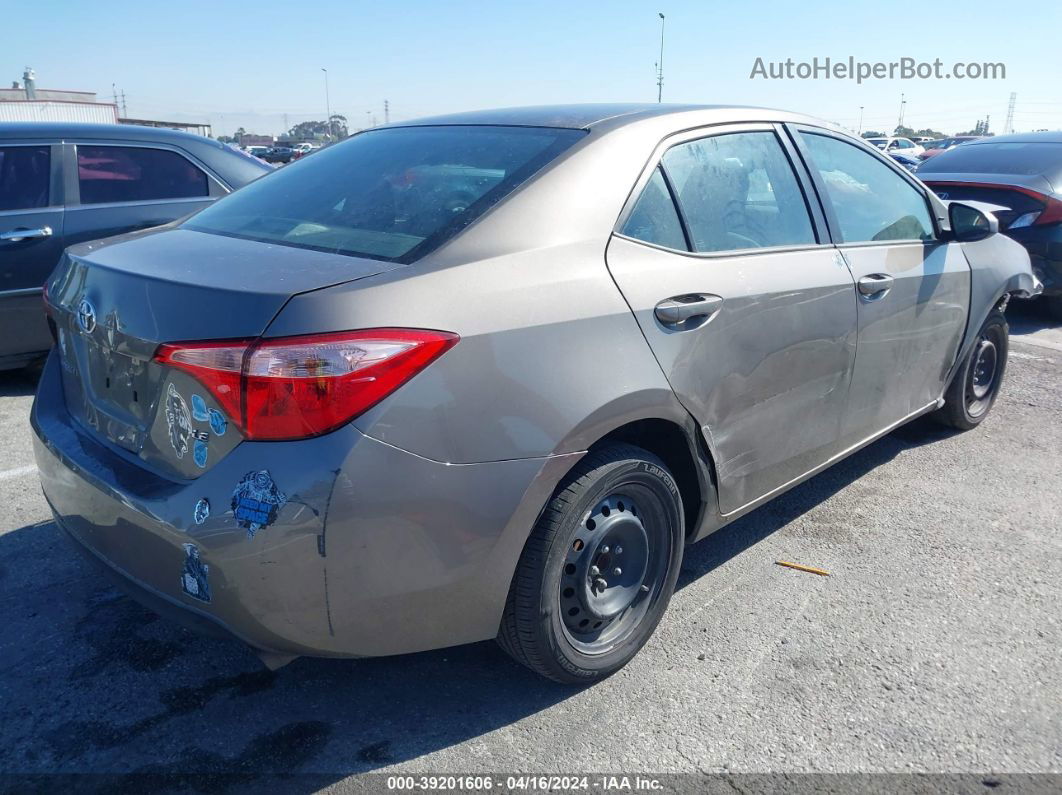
[
  {"x1": 497, "y1": 444, "x2": 684, "y2": 683},
  {"x1": 934, "y1": 310, "x2": 1008, "y2": 430}
]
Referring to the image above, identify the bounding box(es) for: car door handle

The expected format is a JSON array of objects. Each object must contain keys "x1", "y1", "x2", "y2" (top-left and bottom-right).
[
  {"x1": 857, "y1": 274, "x2": 894, "y2": 297},
  {"x1": 0, "y1": 226, "x2": 52, "y2": 243},
  {"x1": 654, "y1": 294, "x2": 724, "y2": 325}
]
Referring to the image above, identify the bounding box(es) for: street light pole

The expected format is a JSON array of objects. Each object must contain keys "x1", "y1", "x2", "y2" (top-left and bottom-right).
[
  {"x1": 321, "y1": 68, "x2": 332, "y2": 140},
  {"x1": 898, "y1": 92, "x2": 906, "y2": 131},
  {"x1": 656, "y1": 12, "x2": 665, "y2": 103},
  {"x1": 858, "y1": 105, "x2": 864, "y2": 135}
]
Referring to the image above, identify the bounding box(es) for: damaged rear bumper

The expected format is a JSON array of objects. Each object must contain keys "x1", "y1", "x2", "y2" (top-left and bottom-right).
[{"x1": 32, "y1": 351, "x2": 580, "y2": 661}]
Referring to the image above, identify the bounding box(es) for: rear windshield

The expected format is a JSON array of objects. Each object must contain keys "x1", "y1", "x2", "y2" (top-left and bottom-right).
[
  {"x1": 185, "y1": 125, "x2": 585, "y2": 262},
  {"x1": 918, "y1": 141, "x2": 1062, "y2": 180}
]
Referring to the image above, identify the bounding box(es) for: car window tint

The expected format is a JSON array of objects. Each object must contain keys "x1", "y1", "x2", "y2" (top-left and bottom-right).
[
  {"x1": 185, "y1": 125, "x2": 584, "y2": 263},
  {"x1": 77, "y1": 146, "x2": 209, "y2": 204},
  {"x1": 662, "y1": 131, "x2": 816, "y2": 253},
  {"x1": 620, "y1": 167, "x2": 688, "y2": 250},
  {"x1": 799, "y1": 133, "x2": 933, "y2": 243},
  {"x1": 0, "y1": 146, "x2": 50, "y2": 211}
]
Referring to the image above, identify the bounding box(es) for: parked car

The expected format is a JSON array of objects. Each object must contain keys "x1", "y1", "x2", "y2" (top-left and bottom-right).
[
  {"x1": 890, "y1": 152, "x2": 921, "y2": 172},
  {"x1": 865, "y1": 136, "x2": 925, "y2": 158},
  {"x1": 919, "y1": 135, "x2": 981, "y2": 160},
  {"x1": 918, "y1": 131, "x2": 1062, "y2": 318},
  {"x1": 0, "y1": 123, "x2": 271, "y2": 370},
  {"x1": 263, "y1": 146, "x2": 296, "y2": 164},
  {"x1": 33, "y1": 105, "x2": 1038, "y2": 683},
  {"x1": 244, "y1": 145, "x2": 271, "y2": 159}
]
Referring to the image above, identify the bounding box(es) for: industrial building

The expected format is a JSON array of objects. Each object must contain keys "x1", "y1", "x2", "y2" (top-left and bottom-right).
[{"x1": 0, "y1": 67, "x2": 211, "y2": 136}]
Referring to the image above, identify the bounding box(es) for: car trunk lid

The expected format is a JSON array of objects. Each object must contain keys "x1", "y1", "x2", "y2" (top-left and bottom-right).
[{"x1": 46, "y1": 227, "x2": 403, "y2": 477}]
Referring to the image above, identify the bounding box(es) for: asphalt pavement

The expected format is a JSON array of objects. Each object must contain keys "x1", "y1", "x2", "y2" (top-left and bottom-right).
[{"x1": 0, "y1": 301, "x2": 1059, "y2": 788}]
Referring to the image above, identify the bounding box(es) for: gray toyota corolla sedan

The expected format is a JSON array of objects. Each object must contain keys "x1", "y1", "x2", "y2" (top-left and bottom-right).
[{"x1": 33, "y1": 105, "x2": 1038, "y2": 683}]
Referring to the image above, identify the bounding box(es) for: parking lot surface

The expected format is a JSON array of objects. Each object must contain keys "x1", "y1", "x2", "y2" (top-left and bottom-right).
[{"x1": 0, "y1": 302, "x2": 1059, "y2": 785}]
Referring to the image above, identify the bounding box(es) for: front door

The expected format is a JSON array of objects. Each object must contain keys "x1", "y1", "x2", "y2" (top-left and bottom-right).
[
  {"x1": 606, "y1": 125, "x2": 858, "y2": 515},
  {"x1": 792, "y1": 129, "x2": 970, "y2": 447}
]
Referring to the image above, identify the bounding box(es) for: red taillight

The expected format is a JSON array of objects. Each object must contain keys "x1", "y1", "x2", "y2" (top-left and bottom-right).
[
  {"x1": 155, "y1": 329, "x2": 459, "y2": 441},
  {"x1": 925, "y1": 181, "x2": 1062, "y2": 226}
]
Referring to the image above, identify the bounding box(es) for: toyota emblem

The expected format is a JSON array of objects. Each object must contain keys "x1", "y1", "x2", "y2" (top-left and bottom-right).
[{"x1": 76, "y1": 298, "x2": 97, "y2": 334}]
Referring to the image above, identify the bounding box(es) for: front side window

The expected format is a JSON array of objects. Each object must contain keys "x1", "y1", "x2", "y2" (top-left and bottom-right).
[
  {"x1": 799, "y1": 133, "x2": 934, "y2": 244},
  {"x1": 185, "y1": 125, "x2": 584, "y2": 263},
  {"x1": 77, "y1": 146, "x2": 209, "y2": 205},
  {"x1": 662, "y1": 131, "x2": 816, "y2": 253},
  {"x1": 620, "y1": 167, "x2": 688, "y2": 250},
  {"x1": 0, "y1": 146, "x2": 50, "y2": 211}
]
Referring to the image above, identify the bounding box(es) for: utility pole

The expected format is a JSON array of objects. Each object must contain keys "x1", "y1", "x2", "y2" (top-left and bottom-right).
[
  {"x1": 321, "y1": 68, "x2": 332, "y2": 140},
  {"x1": 897, "y1": 92, "x2": 905, "y2": 130},
  {"x1": 656, "y1": 12, "x2": 665, "y2": 103},
  {"x1": 384, "y1": 100, "x2": 390, "y2": 124},
  {"x1": 1004, "y1": 92, "x2": 1016, "y2": 135},
  {"x1": 858, "y1": 105, "x2": 864, "y2": 135},
  {"x1": 120, "y1": 90, "x2": 127, "y2": 117}
]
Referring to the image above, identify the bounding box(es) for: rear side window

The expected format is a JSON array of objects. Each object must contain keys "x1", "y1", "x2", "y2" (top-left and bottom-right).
[
  {"x1": 662, "y1": 131, "x2": 816, "y2": 253},
  {"x1": 185, "y1": 125, "x2": 585, "y2": 263},
  {"x1": 799, "y1": 133, "x2": 933, "y2": 243},
  {"x1": 621, "y1": 167, "x2": 688, "y2": 250},
  {"x1": 77, "y1": 146, "x2": 209, "y2": 205},
  {"x1": 0, "y1": 146, "x2": 50, "y2": 211}
]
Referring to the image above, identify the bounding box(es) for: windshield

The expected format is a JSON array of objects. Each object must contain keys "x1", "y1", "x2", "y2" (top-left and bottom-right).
[
  {"x1": 918, "y1": 141, "x2": 1062, "y2": 181},
  {"x1": 186, "y1": 125, "x2": 585, "y2": 262}
]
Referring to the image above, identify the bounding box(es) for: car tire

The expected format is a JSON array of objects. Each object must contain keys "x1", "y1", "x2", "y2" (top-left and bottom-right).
[
  {"x1": 933, "y1": 310, "x2": 1008, "y2": 430},
  {"x1": 497, "y1": 443, "x2": 684, "y2": 684}
]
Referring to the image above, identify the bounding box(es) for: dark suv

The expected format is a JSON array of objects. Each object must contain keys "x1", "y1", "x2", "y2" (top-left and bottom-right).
[{"x1": 0, "y1": 123, "x2": 271, "y2": 369}]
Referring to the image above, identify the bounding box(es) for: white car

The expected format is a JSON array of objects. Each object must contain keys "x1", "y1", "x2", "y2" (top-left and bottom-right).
[{"x1": 864, "y1": 136, "x2": 925, "y2": 158}]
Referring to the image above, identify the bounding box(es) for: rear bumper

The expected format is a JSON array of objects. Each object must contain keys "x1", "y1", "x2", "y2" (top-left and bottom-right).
[
  {"x1": 32, "y1": 351, "x2": 579, "y2": 659},
  {"x1": 1006, "y1": 227, "x2": 1062, "y2": 295}
]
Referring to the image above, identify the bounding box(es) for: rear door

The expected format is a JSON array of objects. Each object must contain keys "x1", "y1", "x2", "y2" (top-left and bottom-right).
[
  {"x1": 606, "y1": 123, "x2": 858, "y2": 515},
  {"x1": 789, "y1": 126, "x2": 969, "y2": 447},
  {"x1": 0, "y1": 142, "x2": 65, "y2": 362},
  {"x1": 62, "y1": 141, "x2": 223, "y2": 249}
]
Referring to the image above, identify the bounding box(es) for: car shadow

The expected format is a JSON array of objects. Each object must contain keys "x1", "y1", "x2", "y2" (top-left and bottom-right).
[
  {"x1": 0, "y1": 364, "x2": 41, "y2": 398},
  {"x1": 0, "y1": 517, "x2": 579, "y2": 789},
  {"x1": 678, "y1": 416, "x2": 957, "y2": 588},
  {"x1": 0, "y1": 417, "x2": 956, "y2": 788},
  {"x1": 1008, "y1": 297, "x2": 1061, "y2": 335}
]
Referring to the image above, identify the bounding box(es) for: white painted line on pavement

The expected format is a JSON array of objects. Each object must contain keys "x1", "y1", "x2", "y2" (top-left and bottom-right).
[{"x1": 0, "y1": 465, "x2": 37, "y2": 481}]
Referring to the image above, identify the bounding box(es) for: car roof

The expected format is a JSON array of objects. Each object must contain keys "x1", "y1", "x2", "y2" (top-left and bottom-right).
[
  {"x1": 964, "y1": 130, "x2": 1062, "y2": 145},
  {"x1": 380, "y1": 103, "x2": 820, "y2": 131},
  {"x1": 0, "y1": 121, "x2": 217, "y2": 146}
]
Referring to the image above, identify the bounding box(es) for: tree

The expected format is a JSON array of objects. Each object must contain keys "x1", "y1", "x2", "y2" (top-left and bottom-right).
[
  {"x1": 861, "y1": 130, "x2": 885, "y2": 138},
  {"x1": 957, "y1": 119, "x2": 993, "y2": 137},
  {"x1": 216, "y1": 126, "x2": 248, "y2": 144},
  {"x1": 287, "y1": 115, "x2": 348, "y2": 142}
]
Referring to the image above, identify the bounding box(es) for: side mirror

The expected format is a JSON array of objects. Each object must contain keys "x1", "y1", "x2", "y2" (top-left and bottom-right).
[{"x1": 948, "y1": 201, "x2": 998, "y2": 242}]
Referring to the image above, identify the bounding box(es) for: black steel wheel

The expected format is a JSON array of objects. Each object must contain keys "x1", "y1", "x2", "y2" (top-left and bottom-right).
[
  {"x1": 498, "y1": 444, "x2": 684, "y2": 683},
  {"x1": 934, "y1": 310, "x2": 1009, "y2": 430}
]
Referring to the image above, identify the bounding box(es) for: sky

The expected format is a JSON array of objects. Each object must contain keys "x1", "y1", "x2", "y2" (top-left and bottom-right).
[{"x1": 4, "y1": 0, "x2": 1061, "y2": 138}]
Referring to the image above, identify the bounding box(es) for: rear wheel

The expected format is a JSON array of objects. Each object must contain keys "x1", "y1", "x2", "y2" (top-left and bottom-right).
[
  {"x1": 497, "y1": 444, "x2": 684, "y2": 683},
  {"x1": 934, "y1": 310, "x2": 1008, "y2": 430}
]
